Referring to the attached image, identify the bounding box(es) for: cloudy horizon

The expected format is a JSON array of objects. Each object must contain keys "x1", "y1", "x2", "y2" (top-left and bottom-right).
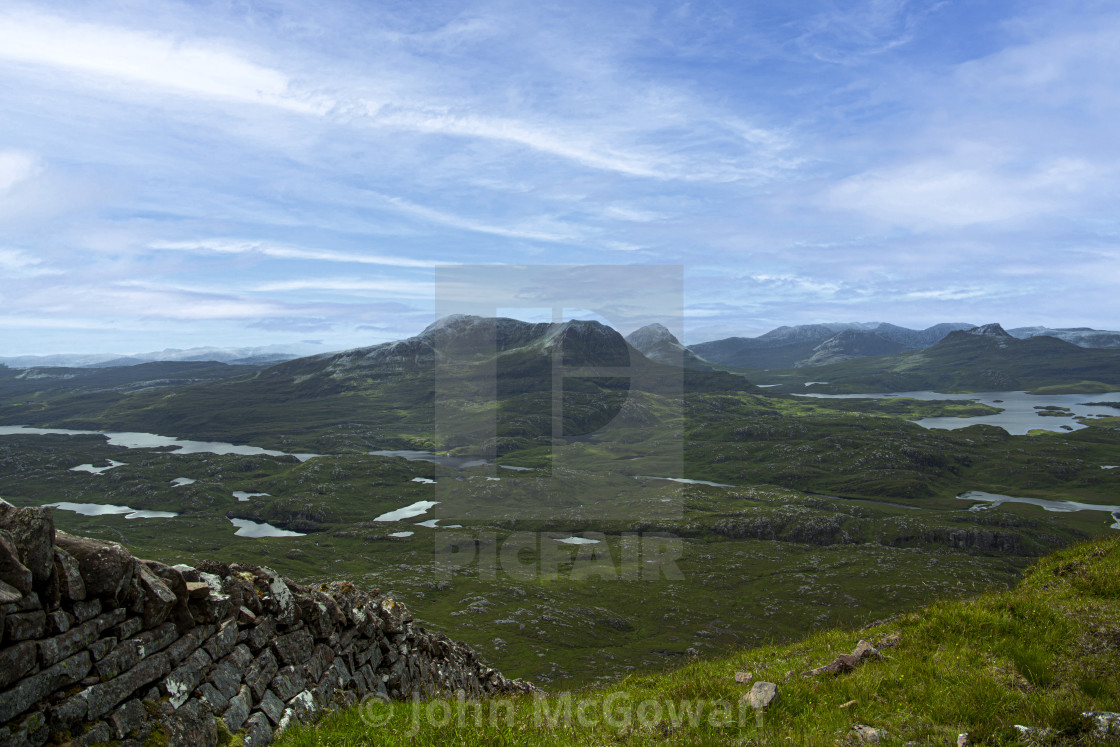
[{"x1": 2, "y1": 0, "x2": 1118, "y2": 356}]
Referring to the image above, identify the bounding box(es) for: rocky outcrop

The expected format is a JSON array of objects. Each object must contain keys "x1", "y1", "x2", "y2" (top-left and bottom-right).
[{"x1": 0, "y1": 501, "x2": 533, "y2": 746}]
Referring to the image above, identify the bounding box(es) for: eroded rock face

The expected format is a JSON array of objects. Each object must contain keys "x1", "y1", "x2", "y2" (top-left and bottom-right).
[
  {"x1": 0, "y1": 505, "x2": 55, "y2": 588},
  {"x1": 0, "y1": 505, "x2": 535, "y2": 746},
  {"x1": 54, "y1": 532, "x2": 136, "y2": 599}
]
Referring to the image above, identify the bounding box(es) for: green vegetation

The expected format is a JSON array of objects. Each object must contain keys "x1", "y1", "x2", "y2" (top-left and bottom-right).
[{"x1": 275, "y1": 536, "x2": 1120, "y2": 746}]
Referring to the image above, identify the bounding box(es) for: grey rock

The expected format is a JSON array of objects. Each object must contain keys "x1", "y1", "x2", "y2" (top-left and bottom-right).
[
  {"x1": 243, "y1": 712, "x2": 272, "y2": 747},
  {"x1": 270, "y1": 665, "x2": 306, "y2": 701},
  {"x1": 222, "y1": 684, "x2": 252, "y2": 732},
  {"x1": 203, "y1": 620, "x2": 238, "y2": 661},
  {"x1": 0, "y1": 529, "x2": 33, "y2": 595},
  {"x1": 272, "y1": 626, "x2": 314, "y2": 666},
  {"x1": 247, "y1": 615, "x2": 276, "y2": 651},
  {"x1": 196, "y1": 680, "x2": 227, "y2": 714},
  {"x1": 6, "y1": 609, "x2": 46, "y2": 640},
  {"x1": 38, "y1": 615, "x2": 103, "y2": 667},
  {"x1": 136, "y1": 562, "x2": 177, "y2": 629},
  {"x1": 165, "y1": 648, "x2": 212, "y2": 708},
  {"x1": 0, "y1": 639, "x2": 38, "y2": 689},
  {"x1": 0, "y1": 506, "x2": 55, "y2": 588},
  {"x1": 135, "y1": 620, "x2": 179, "y2": 657},
  {"x1": 259, "y1": 688, "x2": 285, "y2": 725},
  {"x1": 0, "y1": 650, "x2": 92, "y2": 724},
  {"x1": 260, "y1": 567, "x2": 298, "y2": 626},
  {"x1": 54, "y1": 531, "x2": 135, "y2": 600},
  {"x1": 289, "y1": 689, "x2": 320, "y2": 723},
  {"x1": 3, "y1": 709, "x2": 49, "y2": 747},
  {"x1": 163, "y1": 623, "x2": 215, "y2": 666},
  {"x1": 114, "y1": 615, "x2": 143, "y2": 640},
  {"x1": 852, "y1": 724, "x2": 886, "y2": 743},
  {"x1": 208, "y1": 658, "x2": 242, "y2": 700},
  {"x1": 82, "y1": 650, "x2": 171, "y2": 720},
  {"x1": 747, "y1": 681, "x2": 778, "y2": 710},
  {"x1": 53, "y1": 547, "x2": 85, "y2": 601},
  {"x1": 159, "y1": 697, "x2": 218, "y2": 747},
  {"x1": 0, "y1": 578, "x2": 21, "y2": 605},
  {"x1": 69, "y1": 720, "x2": 112, "y2": 747},
  {"x1": 49, "y1": 692, "x2": 89, "y2": 732},
  {"x1": 226, "y1": 642, "x2": 253, "y2": 671},
  {"x1": 108, "y1": 698, "x2": 147, "y2": 739},
  {"x1": 47, "y1": 609, "x2": 71, "y2": 634},
  {"x1": 244, "y1": 649, "x2": 279, "y2": 700},
  {"x1": 71, "y1": 598, "x2": 101, "y2": 621},
  {"x1": 96, "y1": 638, "x2": 144, "y2": 680},
  {"x1": 89, "y1": 635, "x2": 117, "y2": 661}
]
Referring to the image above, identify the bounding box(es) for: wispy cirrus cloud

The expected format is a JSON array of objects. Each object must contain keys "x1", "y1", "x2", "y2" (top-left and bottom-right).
[{"x1": 148, "y1": 239, "x2": 436, "y2": 268}]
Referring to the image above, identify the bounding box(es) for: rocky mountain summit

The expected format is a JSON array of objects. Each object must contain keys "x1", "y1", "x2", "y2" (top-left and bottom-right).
[
  {"x1": 0, "y1": 501, "x2": 532, "y2": 746},
  {"x1": 624, "y1": 323, "x2": 712, "y2": 369}
]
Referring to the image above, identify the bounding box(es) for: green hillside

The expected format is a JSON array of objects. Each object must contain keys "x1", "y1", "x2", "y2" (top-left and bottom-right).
[
  {"x1": 754, "y1": 329, "x2": 1120, "y2": 394},
  {"x1": 278, "y1": 536, "x2": 1120, "y2": 746}
]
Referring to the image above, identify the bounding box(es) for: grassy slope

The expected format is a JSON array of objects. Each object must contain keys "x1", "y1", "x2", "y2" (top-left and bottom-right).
[{"x1": 277, "y1": 536, "x2": 1120, "y2": 746}]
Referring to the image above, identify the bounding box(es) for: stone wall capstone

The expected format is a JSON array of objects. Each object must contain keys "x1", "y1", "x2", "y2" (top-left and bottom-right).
[{"x1": 0, "y1": 501, "x2": 534, "y2": 746}]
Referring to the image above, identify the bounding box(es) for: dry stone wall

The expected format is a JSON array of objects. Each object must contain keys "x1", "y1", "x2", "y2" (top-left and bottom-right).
[{"x1": 0, "y1": 501, "x2": 534, "y2": 746}]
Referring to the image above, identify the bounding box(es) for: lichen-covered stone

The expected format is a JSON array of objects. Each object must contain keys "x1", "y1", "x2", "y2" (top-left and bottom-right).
[
  {"x1": 54, "y1": 532, "x2": 135, "y2": 600},
  {"x1": 223, "y1": 684, "x2": 252, "y2": 731},
  {"x1": 82, "y1": 650, "x2": 172, "y2": 719},
  {"x1": 53, "y1": 547, "x2": 85, "y2": 602},
  {"x1": 258, "y1": 688, "x2": 285, "y2": 726},
  {"x1": 244, "y1": 649, "x2": 279, "y2": 701},
  {"x1": 0, "y1": 506, "x2": 55, "y2": 589},
  {"x1": 0, "y1": 639, "x2": 39, "y2": 689},
  {"x1": 0, "y1": 650, "x2": 92, "y2": 724},
  {"x1": 165, "y1": 648, "x2": 212, "y2": 708},
  {"x1": 6, "y1": 610, "x2": 47, "y2": 641},
  {"x1": 0, "y1": 529, "x2": 34, "y2": 596},
  {"x1": 243, "y1": 711, "x2": 272, "y2": 747}
]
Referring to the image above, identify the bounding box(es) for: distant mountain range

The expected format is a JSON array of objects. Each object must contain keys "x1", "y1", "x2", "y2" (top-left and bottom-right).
[
  {"x1": 0, "y1": 344, "x2": 317, "y2": 369},
  {"x1": 755, "y1": 323, "x2": 1120, "y2": 393},
  {"x1": 686, "y1": 323, "x2": 1120, "y2": 370}
]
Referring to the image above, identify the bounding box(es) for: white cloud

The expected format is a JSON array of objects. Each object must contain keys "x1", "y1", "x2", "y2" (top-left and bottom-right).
[
  {"x1": 826, "y1": 153, "x2": 1098, "y2": 230},
  {"x1": 0, "y1": 10, "x2": 326, "y2": 113},
  {"x1": 149, "y1": 239, "x2": 436, "y2": 268},
  {"x1": 251, "y1": 278, "x2": 433, "y2": 297},
  {"x1": 0, "y1": 151, "x2": 38, "y2": 191},
  {"x1": 0, "y1": 247, "x2": 58, "y2": 277}
]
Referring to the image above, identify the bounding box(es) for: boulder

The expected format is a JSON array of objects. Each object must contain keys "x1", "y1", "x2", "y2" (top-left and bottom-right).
[
  {"x1": 747, "y1": 681, "x2": 778, "y2": 710},
  {"x1": 0, "y1": 507, "x2": 54, "y2": 589},
  {"x1": 0, "y1": 529, "x2": 33, "y2": 595},
  {"x1": 53, "y1": 547, "x2": 85, "y2": 601},
  {"x1": 54, "y1": 532, "x2": 135, "y2": 600}
]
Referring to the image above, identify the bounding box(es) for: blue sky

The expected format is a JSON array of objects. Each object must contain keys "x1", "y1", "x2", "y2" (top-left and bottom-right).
[{"x1": 1, "y1": 0, "x2": 1118, "y2": 355}]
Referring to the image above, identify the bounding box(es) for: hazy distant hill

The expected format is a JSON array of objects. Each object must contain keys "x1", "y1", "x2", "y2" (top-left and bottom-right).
[
  {"x1": 765, "y1": 323, "x2": 1120, "y2": 393},
  {"x1": 689, "y1": 322, "x2": 975, "y2": 369},
  {"x1": 0, "y1": 344, "x2": 316, "y2": 369},
  {"x1": 0, "y1": 316, "x2": 750, "y2": 450},
  {"x1": 1007, "y1": 326, "x2": 1120, "y2": 348},
  {"x1": 624, "y1": 323, "x2": 714, "y2": 369}
]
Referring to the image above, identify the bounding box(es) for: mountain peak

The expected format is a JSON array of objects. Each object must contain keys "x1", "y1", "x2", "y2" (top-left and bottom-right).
[{"x1": 966, "y1": 323, "x2": 1012, "y2": 338}]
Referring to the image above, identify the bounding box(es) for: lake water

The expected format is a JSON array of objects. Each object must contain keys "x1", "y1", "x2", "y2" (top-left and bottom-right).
[
  {"x1": 958, "y1": 490, "x2": 1120, "y2": 530},
  {"x1": 232, "y1": 491, "x2": 270, "y2": 502},
  {"x1": 388, "y1": 531, "x2": 414, "y2": 538},
  {"x1": 369, "y1": 449, "x2": 490, "y2": 469},
  {"x1": 633, "y1": 475, "x2": 736, "y2": 488},
  {"x1": 794, "y1": 391, "x2": 1120, "y2": 435},
  {"x1": 555, "y1": 536, "x2": 600, "y2": 544},
  {"x1": 373, "y1": 500, "x2": 439, "y2": 522},
  {"x1": 171, "y1": 478, "x2": 196, "y2": 487},
  {"x1": 70, "y1": 460, "x2": 126, "y2": 474},
  {"x1": 229, "y1": 518, "x2": 305, "y2": 538},
  {"x1": 47, "y1": 501, "x2": 178, "y2": 519},
  {"x1": 0, "y1": 426, "x2": 319, "y2": 461}
]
